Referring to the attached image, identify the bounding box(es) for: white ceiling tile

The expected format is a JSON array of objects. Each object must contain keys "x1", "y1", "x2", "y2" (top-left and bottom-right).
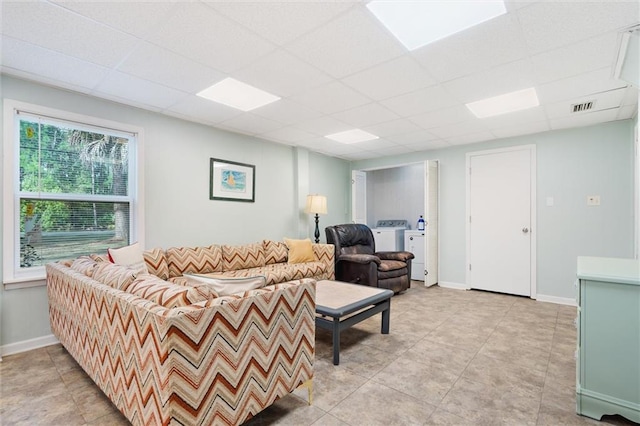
[
  {"x1": 370, "y1": 145, "x2": 414, "y2": 156},
  {"x1": 536, "y1": 67, "x2": 628, "y2": 104},
  {"x1": 491, "y1": 120, "x2": 551, "y2": 140},
  {"x1": 259, "y1": 127, "x2": 316, "y2": 144},
  {"x1": 293, "y1": 116, "x2": 352, "y2": 137},
  {"x1": 617, "y1": 104, "x2": 638, "y2": 120},
  {"x1": 362, "y1": 119, "x2": 423, "y2": 138},
  {"x1": 531, "y1": 32, "x2": 619, "y2": 84},
  {"x1": 412, "y1": 14, "x2": 529, "y2": 83},
  {"x1": 518, "y1": 1, "x2": 640, "y2": 54},
  {"x1": 387, "y1": 130, "x2": 440, "y2": 145},
  {"x1": 481, "y1": 106, "x2": 548, "y2": 130},
  {"x1": 165, "y1": 95, "x2": 242, "y2": 124},
  {"x1": 429, "y1": 120, "x2": 489, "y2": 139},
  {"x1": 94, "y1": 71, "x2": 188, "y2": 110},
  {"x1": 622, "y1": 86, "x2": 639, "y2": 106},
  {"x1": 545, "y1": 87, "x2": 626, "y2": 119},
  {"x1": 52, "y1": 1, "x2": 177, "y2": 39},
  {"x1": 340, "y1": 150, "x2": 380, "y2": 161},
  {"x1": 233, "y1": 50, "x2": 332, "y2": 98},
  {"x1": 207, "y1": 1, "x2": 354, "y2": 46},
  {"x1": 446, "y1": 131, "x2": 495, "y2": 146},
  {"x1": 1, "y1": 36, "x2": 109, "y2": 90},
  {"x1": 285, "y1": 6, "x2": 405, "y2": 78},
  {"x1": 442, "y1": 59, "x2": 536, "y2": 104},
  {"x1": 380, "y1": 85, "x2": 458, "y2": 117},
  {"x1": 0, "y1": 66, "x2": 96, "y2": 96},
  {"x1": 218, "y1": 113, "x2": 285, "y2": 135},
  {"x1": 352, "y1": 138, "x2": 397, "y2": 151},
  {"x1": 341, "y1": 56, "x2": 437, "y2": 101},
  {"x1": 404, "y1": 140, "x2": 451, "y2": 151},
  {"x1": 118, "y1": 42, "x2": 226, "y2": 94},
  {"x1": 330, "y1": 103, "x2": 399, "y2": 128},
  {"x1": 550, "y1": 108, "x2": 620, "y2": 130},
  {"x1": 289, "y1": 81, "x2": 371, "y2": 115},
  {"x1": 251, "y1": 99, "x2": 322, "y2": 126},
  {"x1": 1, "y1": 1, "x2": 138, "y2": 67},
  {"x1": 147, "y1": 3, "x2": 275, "y2": 73},
  {"x1": 409, "y1": 105, "x2": 475, "y2": 130}
]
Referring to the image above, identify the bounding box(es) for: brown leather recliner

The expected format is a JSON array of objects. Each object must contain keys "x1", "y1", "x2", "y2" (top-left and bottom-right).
[{"x1": 325, "y1": 223, "x2": 415, "y2": 294}]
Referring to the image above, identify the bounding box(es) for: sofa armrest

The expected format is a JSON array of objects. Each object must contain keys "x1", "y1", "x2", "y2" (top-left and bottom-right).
[
  {"x1": 312, "y1": 243, "x2": 335, "y2": 280},
  {"x1": 338, "y1": 253, "x2": 381, "y2": 265},
  {"x1": 375, "y1": 251, "x2": 415, "y2": 262}
]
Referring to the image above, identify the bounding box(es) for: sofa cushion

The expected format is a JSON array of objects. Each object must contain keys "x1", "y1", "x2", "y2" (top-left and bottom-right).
[
  {"x1": 143, "y1": 248, "x2": 170, "y2": 280},
  {"x1": 166, "y1": 245, "x2": 223, "y2": 277},
  {"x1": 263, "y1": 240, "x2": 288, "y2": 264},
  {"x1": 126, "y1": 274, "x2": 215, "y2": 309},
  {"x1": 70, "y1": 256, "x2": 98, "y2": 277},
  {"x1": 222, "y1": 242, "x2": 266, "y2": 271},
  {"x1": 93, "y1": 261, "x2": 146, "y2": 291},
  {"x1": 284, "y1": 238, "x2": 315, "y2": 264},
  {"x1": 183, "y1": 274, "x2": 266, "y2": 296},
  {"x1": 216, "y1": 261, "x2": 329, "y2": 285}
]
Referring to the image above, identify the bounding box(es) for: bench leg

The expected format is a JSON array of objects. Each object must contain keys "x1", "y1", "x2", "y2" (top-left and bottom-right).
[
  {"x1": 381, "y1": 302, "x2": 390, "y2": 334},
  {"x1": 332, "y1": 317, "x2": 340, "y2": 365}
]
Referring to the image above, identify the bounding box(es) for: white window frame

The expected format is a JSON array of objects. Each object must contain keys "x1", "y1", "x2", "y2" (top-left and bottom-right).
[{"x1": 2, "y1": 99, "x2": 145, "y2": 289}]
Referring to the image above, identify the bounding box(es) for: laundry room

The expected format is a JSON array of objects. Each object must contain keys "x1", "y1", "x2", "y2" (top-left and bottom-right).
[{"x1": 354, "y1": 161, "x2": 439, "y2": 285}]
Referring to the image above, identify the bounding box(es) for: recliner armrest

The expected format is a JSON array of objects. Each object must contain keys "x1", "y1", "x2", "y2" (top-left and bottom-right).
[
  {"x1": 337, "y1": 253, "x2": 381, "y2": 265},
  {"x1": 375, "y1": 251, "x2": 415, "y2": 262}
]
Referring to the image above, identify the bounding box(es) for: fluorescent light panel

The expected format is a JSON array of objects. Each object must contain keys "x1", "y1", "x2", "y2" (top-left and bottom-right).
[
  {"x1": 325, "y1": 129, "x2": 379, "y2": 144},
  {"x1": 367, "y1": 0, "x2": 507, "y2": 51},
  {"x1": 197, "y1": 77, "x2": 280, "y2": 111},
  {"x1": 466, "y1": 87, "x2": 540, "y2": 118}
]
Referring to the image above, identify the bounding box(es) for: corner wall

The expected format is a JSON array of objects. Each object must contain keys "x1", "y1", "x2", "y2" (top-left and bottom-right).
[
  {"x1": 353, "y1": 120, "x2": 635, "y2": 300},
  {"x1": 0, "y1": 75, "x2": 350, "y2": 351}
]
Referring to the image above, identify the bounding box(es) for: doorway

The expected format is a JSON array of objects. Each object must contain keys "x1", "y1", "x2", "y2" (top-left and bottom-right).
[{"x1": 466, "y1": 146, "x2": 536, "y2": 297}]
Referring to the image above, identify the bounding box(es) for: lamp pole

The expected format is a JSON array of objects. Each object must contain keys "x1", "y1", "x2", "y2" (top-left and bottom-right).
[{"x1": 313, "y1": 213, "x2": 321, "y2": 243}]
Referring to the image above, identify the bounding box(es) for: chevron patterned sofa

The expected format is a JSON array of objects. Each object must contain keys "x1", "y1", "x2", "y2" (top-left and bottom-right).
[{"x1": 46, "y1": 239, "x2": 334, "y2": 425}]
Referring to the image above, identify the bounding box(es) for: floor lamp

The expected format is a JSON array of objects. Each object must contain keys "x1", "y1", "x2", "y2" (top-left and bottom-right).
[{"x1": 305, "y1": 195, "x2": 327, "y2": 243}]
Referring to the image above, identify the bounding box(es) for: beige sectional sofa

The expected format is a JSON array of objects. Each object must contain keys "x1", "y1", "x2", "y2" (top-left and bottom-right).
[{"x1": 46, "y1": 239, "x2": 334, "y2": 426}]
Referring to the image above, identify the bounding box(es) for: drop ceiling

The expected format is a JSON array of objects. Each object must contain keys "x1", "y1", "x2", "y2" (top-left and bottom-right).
[{"x1": 1, "y1": 1, "x2": 638, "y2": 161}]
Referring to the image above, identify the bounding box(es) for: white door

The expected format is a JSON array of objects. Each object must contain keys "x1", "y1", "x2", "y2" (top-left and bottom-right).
[
  {"x1": 467, "y1": 146, "x2": 535, "y2": 296},
  {"x1": 352, "y1": 170, "x2": 366, "y2": 224}
]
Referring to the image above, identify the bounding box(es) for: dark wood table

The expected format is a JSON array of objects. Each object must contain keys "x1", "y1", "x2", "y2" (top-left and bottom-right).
[{"x1": 315, "y1": 280, "x2": 393, "y2": 365}]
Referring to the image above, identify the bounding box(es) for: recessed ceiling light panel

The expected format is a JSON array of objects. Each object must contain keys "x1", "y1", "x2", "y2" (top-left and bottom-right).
[
  {"x1": 197, "y1": 77, "x2": 281, "y2": 111},
  {"x1": 325, "y1": 129, "x2": 379, "y2": 144},
  {"x1": 466, "y1": 87, "x2": 540, "y2": 118},
  {"x1": 367, "y1": 0, "x2": 507, "y2": 51}
]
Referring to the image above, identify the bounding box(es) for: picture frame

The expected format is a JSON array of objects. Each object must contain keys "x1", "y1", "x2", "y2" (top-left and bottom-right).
[{"x1": 209, "y1": 158, "x2": 255, "y2": 202}]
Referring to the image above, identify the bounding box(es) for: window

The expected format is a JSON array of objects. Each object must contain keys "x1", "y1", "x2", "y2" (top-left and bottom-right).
[{"x1": 3, "y1": 100, "x2": 144, "y2": 286}]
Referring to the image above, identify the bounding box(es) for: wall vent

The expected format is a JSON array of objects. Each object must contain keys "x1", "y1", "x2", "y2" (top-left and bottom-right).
[{"x1": 572, "y1": 101, "x2": 594, "y2": 113}]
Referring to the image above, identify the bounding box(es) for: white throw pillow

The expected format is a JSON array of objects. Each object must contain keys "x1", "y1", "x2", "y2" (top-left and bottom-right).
[
  {"x1": 108, "y1": 242, "x2": 148, "y2": 274},
  {"x1": 183, "y1": 274, "x2": 266, "y2": 296}
]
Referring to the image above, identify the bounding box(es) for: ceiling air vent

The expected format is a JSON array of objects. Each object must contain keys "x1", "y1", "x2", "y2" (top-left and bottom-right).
[{"x1": 571, "y1": 101, "x2": 594, "y2": 113}]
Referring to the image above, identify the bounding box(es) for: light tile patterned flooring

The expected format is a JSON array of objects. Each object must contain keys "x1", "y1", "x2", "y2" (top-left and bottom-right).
[{"x1": 1, "y1": 283, "x2": 637, "y2": 425}]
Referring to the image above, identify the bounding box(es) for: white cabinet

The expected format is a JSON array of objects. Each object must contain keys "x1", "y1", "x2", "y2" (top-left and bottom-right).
[
  {"x1": 405, "y1": 231, "x2": 425, "y2": 281},
  {"x1": 576, "y1": 256, "x2": 640, "y2": 423}
]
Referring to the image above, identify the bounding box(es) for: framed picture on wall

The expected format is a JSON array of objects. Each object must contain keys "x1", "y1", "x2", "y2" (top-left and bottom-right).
[{"x1": 209, "y1": 158, "x2": 255, "y2": 202}]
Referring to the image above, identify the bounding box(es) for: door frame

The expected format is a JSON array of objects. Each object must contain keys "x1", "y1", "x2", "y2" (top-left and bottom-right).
[{"x1": 465, "y1": 145, "x2": 537, "y2": 298}]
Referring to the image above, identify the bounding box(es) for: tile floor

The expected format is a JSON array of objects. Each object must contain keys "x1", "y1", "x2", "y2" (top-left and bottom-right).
[{"x1": 1, "y1": 283, "x2": 637, "y2": 425}]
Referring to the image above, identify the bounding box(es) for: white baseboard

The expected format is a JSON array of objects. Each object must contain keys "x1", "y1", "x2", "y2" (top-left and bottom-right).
[
  {"x1": 438, "y1": 281, "x2": 470, "y2": 290},
  {"x1": 1, "y1": 334, "x2": 59, "y2": 358},
  {"x1": 535, "y1": 294, "x2": 577, "y2": 306}
]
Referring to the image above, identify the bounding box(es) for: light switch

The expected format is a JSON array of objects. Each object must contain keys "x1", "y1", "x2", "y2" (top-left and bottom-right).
[
  {"x1": 546, "y1": 197, "x2": 554, "y2": 206},
  {"x1": 587, "y1": 195, "x2": 600, "y2": 206}
]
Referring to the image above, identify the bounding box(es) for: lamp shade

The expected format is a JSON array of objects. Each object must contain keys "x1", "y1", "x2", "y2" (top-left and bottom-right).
[{"x1": 305, "y1": 195, "x2": 327, "y2": 215}]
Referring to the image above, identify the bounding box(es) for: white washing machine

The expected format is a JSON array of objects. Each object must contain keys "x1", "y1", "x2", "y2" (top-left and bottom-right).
[{"x1": 371, "y1": 220, "x2": 409, "y2": 252}]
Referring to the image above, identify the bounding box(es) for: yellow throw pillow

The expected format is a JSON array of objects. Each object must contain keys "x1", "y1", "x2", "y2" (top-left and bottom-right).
[{"x1": 284, "y1": 238, "x2": 315, "y2": 264}]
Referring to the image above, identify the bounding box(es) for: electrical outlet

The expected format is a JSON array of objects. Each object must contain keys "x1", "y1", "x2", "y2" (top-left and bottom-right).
[{"x1": 587, "y1": 195, "x2": 600, "y2": 206}]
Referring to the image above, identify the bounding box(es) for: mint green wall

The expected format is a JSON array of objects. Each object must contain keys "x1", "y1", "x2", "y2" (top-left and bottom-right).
[
  {"x1": 353, "y1": 120, "x2": 635, "y2": 300},
  {"x1": 0, "y1": 75, "x2": 349, "y2": 348}
]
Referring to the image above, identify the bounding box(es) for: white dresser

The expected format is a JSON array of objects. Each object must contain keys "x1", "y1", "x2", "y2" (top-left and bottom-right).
[{"x1": 576, "y1": 256, "x2": 640, "y2": 423}]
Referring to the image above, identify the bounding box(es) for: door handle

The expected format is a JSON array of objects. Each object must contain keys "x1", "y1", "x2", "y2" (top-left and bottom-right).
[{"x1": 522, "y1": 227, "x2": 529, "y2": 233}]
